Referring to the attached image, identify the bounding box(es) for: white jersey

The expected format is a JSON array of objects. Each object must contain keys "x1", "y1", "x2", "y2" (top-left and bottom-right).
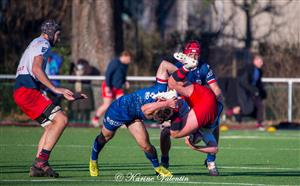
[{"x1": 15, "y1": 36, "x2": 51, "y2": 89}]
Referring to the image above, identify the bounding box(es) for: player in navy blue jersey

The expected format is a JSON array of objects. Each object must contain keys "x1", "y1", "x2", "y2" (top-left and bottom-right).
[
  {"x1": 160, "y1": 40, "x2": 223, "y2": 176},
  {"x1": 89, "y1": 61, "x2": 179, "y2": 177}
]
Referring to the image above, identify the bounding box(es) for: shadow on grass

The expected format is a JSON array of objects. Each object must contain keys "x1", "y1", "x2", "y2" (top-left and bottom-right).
[{"x1": 1, "y1": 163, "x2": 298, "y2": 177}]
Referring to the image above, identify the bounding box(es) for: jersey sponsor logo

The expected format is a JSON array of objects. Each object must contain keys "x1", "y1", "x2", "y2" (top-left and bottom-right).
[
  {"x1": 207, "y1": 69, "x2": 213, "y2": 79},
  {"x1": 41, "y1": 47, "x2": 48, "y2": 53},
  {"x1": 145, "y1": 91, "x2": 156, "y2": 100},
  {"x1": 105, "y1": 116, "x2": 124, "y2": 127},
  {"x1": 17, "y1": 66, "x2": 24, "y2": 72}
]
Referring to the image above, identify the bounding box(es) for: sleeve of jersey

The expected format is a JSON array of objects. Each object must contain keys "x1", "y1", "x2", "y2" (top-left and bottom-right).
[
  {"x1": 32, "y1": 42, "x2": 50, "y2": 57},
  {"x1": 205, "y1": 65, "x2": 217, "y2": 85}
]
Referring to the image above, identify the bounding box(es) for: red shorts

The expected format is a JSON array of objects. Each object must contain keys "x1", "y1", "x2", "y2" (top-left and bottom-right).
[
  {"x1": 13, "y1": 87, "x2": 53, "y2": 120},
  {"x1": 186, "y1": 84, "x2": 218, "y2": 128},
  {"x1": 101, "y1": 81, "x2": 124, "y2": 99}
]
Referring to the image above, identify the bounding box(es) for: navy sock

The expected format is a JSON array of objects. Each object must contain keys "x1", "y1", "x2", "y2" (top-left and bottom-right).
[
  {"x1": 161, "y1": 156, "x2": 169, "y2": 165},
  {"x1": 144, "y1": 146, "x2": 160, "y2": 168},
  {"x1": 91, "y1": 134, "x2": 106, "y2": 161},
  {"x1": 207, "y1": 153, "x2": 216, "y2": 162}
]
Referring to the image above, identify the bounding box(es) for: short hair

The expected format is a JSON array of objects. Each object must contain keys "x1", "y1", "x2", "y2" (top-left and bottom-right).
[
  {"x1": 120, "y1": 50, "x2": 133, "y2": 58},
  {"x1": 153, "y1": 107, "x2": 174, "y2": 123}
]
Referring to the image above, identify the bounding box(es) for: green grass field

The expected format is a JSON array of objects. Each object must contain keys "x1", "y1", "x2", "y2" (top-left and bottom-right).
[{"x1": 0, "y1": 126, "x2": 299, "y2": 186}]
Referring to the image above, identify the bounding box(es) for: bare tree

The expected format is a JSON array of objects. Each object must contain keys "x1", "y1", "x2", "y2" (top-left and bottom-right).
[
  {"x1": 225, "y1": 0, "x2": 292, "y2": 49},
  {"x1": 72, "y1": 0, "x2": 115, "y2": 74},
  {"x1": 176, "y1": 0, "x2": 188, "y2": 40},
  {"x1": 0, "y1": 0, "x2": 70, "y2": 73}
]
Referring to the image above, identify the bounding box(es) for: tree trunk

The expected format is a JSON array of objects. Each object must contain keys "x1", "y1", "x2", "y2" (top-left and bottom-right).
[
  {"x1": 72, "y1": 0, "x2": 115, "y2": 74},
  {"x1": 176, "y1": 0, "x2": 188, "y2": 40}
]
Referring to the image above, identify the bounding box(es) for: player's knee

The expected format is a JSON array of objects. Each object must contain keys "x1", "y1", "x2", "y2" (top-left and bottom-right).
[
  {"x1": 139, "y1": 143, "x2": 152, "y2": 152},
  {"x1": 53, "y1": 112, "x2": 68, "y2": 127},
  {"x1": 103, "y1": 134, "x2": 113, "y2": 142},
  {"x1": 170, "y1": 131, "x2": 180, "y2": 138},
  {"x1": 60, "y1": 113, "x2": 68, "y2": 126},
  {"x1": 207, "y1": 141, "x2": 218, "y2": 153}
]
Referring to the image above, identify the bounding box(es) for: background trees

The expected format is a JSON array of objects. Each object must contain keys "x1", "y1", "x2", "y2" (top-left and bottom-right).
[{"x1": 0, "y1": 0, "x2": 299, "y2": 77}]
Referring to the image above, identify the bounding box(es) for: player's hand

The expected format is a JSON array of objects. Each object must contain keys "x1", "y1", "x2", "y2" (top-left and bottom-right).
[
  {"x1": 166, "y1": 97, "x2": 178, "y2": 109},
  {"x1": 72, "y1": 92, "x2": 88, "y2": 100},
  {"x1": 185, "y1": 136, "x2": 197, "y2": 150},
  {"x1": 125, "y1": 81, "x2": 130, "y2": 89},
  {"x1": 53, "y1": 87, "x2": 75, "y2": 101}
]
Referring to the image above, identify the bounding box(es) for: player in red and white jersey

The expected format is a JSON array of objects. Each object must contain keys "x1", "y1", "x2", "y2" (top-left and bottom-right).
[{"x1": 13, "y1": 19, "x2": 86, "y2": 178}]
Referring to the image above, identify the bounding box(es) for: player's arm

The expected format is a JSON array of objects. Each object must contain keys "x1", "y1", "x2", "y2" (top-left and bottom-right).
[
  {"x1": 209, "y1": 82, "x2": 223, "y2": 102},
  {"x1": 205, "y1": 64, "x2": 223, "y2": 101},
  {"x1": 141, "y1": 98, "x2": 177, "y2": 119},
  {"x1": 32, "y1": 55, "x2": 75, "y2": 101},
  {"x1": 184, "y1": 137, "x2": 218, "y2": 154}
]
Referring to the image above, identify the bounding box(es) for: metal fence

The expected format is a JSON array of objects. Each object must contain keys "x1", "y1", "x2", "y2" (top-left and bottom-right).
[{"x1": 0, "y1": 75, "x2": 299, "y2": 123}]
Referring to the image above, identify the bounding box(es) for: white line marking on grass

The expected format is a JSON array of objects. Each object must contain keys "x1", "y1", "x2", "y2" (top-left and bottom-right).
[
  {"x1": 220, "y1": 166, "x2": 300, "y2": 171},
  {"x1": 0, "y1": 144, "x2": 299, "y2": 151},
  {"x1": 0, "y1": 179, "x2": 298, "y2": 186},
  {"x1": 220, "y1": 136, "x2": 300, "y2": 140}
]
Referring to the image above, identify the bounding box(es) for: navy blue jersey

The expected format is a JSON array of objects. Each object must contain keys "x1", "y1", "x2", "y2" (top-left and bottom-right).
[
  {"x1": 103, "y1": 82, "x2": 167, "y2": 131},
  {"x1": 175, "y1": 60, "x2": 216, "y2": 85},
  {"x1": 105, "y1": 58, "x2": 128, "y2": 89}
]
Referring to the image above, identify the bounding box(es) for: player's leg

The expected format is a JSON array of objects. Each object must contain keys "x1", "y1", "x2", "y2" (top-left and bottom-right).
[
  {"x1": 155, "y1": 60, "x2": 177, "y2": 81},
  {"x1": 36, "y1": 130, "x2": 48, "y2": 158},
  {"x1": 168, "y1": 74, "x2": 193, "y2": 98},
  {"x1": 160, "y1": 125, "x2": 171, "y2": 168},
  {"x1": 170, "y1": 109, "x2": 198, "y2": 138},
  {"x1": 205, "y1": 101, "x2": 223, "y2": 173},
  {"x1": 90, "y1": 125, "x2": 115, "y2": 176},
  {"x1": 92, "y1": 82, "x2": 116, "y2": 126},
  {"x1": 127, "y1": 120, "x2": 172, "y2": 177},
  {"x1": 92, "y1": 97, "x2": 113, "y2": 126},
  {"x1": 200, "y1": 127, "x2": 219, "y2": 176},
  {"x1": 31, "y1": 109, "x2": 68, "y2": 178}
]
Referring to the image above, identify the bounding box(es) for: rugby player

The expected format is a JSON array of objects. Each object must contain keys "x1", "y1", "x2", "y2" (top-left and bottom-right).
[
  {"x1": 13, "y1": 19, "x2": 87, "y2": 178},
  {"x1": 89, "y1": 61, "x2": 184, "y2": 177},
  {"x1": 159, "y1": 41, "x2": 223, "y2": 176}
]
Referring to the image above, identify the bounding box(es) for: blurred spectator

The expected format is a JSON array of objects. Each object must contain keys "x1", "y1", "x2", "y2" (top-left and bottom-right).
[
  {"x1": 226, "y1": 55, "x2": 267, "y2": 129},
  {"x1": 69, "y1": 59, "x2": 99, "y2": 122},
  {"x1": 44, "y1": 50, "x2": 63, "y2": 104},
  {"x1": 46, "y1": 50, "x2": 63, "y2": 87},
  {"x1": 92, "y1": 50, "x2": 133, "y2": 127}
]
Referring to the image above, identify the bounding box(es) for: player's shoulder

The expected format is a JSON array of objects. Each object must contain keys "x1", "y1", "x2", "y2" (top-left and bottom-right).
[
  {"x1": 197, "y1": 59, "x2": 211, "y2": 70},
  {"x1": 31, "y1": 37, "x2": 50, "y2": 51}
]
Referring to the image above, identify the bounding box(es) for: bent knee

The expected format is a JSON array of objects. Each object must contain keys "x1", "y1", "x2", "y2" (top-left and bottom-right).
[
  {"x1": 53, "y1": 112, "x2": 68, "y2": 127},
  {"x1": 170, "y1": 131, "x2": 180, "y2": 138},
  {"x1": 139, "y1": 143, "x2": 152, "y2": 152},
  {"x1": 211, "y1": 147, "x2": 218, "y2": 153}
]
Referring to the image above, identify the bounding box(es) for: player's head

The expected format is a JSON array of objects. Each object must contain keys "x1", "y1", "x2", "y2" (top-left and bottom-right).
[
  {"x1": 153, "y1": 106, "x2": 174, "y2": 124},
  {"x1": 253, "y1": 55, "x2": 264, "y2": 69},
  {"x1": 41, "y1": 19, "x2": 61, "y2": 47},
  {"x1": 183, "y1": 40, "x2": 201, "y2": 60},
  {"x1": 120, "y1": 50, "x2": 133, "y2": 64}
]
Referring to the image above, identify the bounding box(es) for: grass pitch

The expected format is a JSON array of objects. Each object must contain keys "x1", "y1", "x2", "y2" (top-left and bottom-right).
[{"x1": 0, "y1": 126, "x2": 299, "y2": 186}]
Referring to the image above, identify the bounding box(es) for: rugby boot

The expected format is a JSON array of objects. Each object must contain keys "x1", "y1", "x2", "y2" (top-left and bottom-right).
[
  {"x1": 154, "y1": 165, "x2": 172, "y2": 177},
  {"x1": 89, "y1": 159, "x2": 99, "y2": 177}
]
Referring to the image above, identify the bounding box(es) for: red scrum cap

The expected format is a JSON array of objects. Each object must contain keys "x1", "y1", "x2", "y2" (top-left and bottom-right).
[{"x1": 183, "y1": 40, "x2": 201, "y2": 55}]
